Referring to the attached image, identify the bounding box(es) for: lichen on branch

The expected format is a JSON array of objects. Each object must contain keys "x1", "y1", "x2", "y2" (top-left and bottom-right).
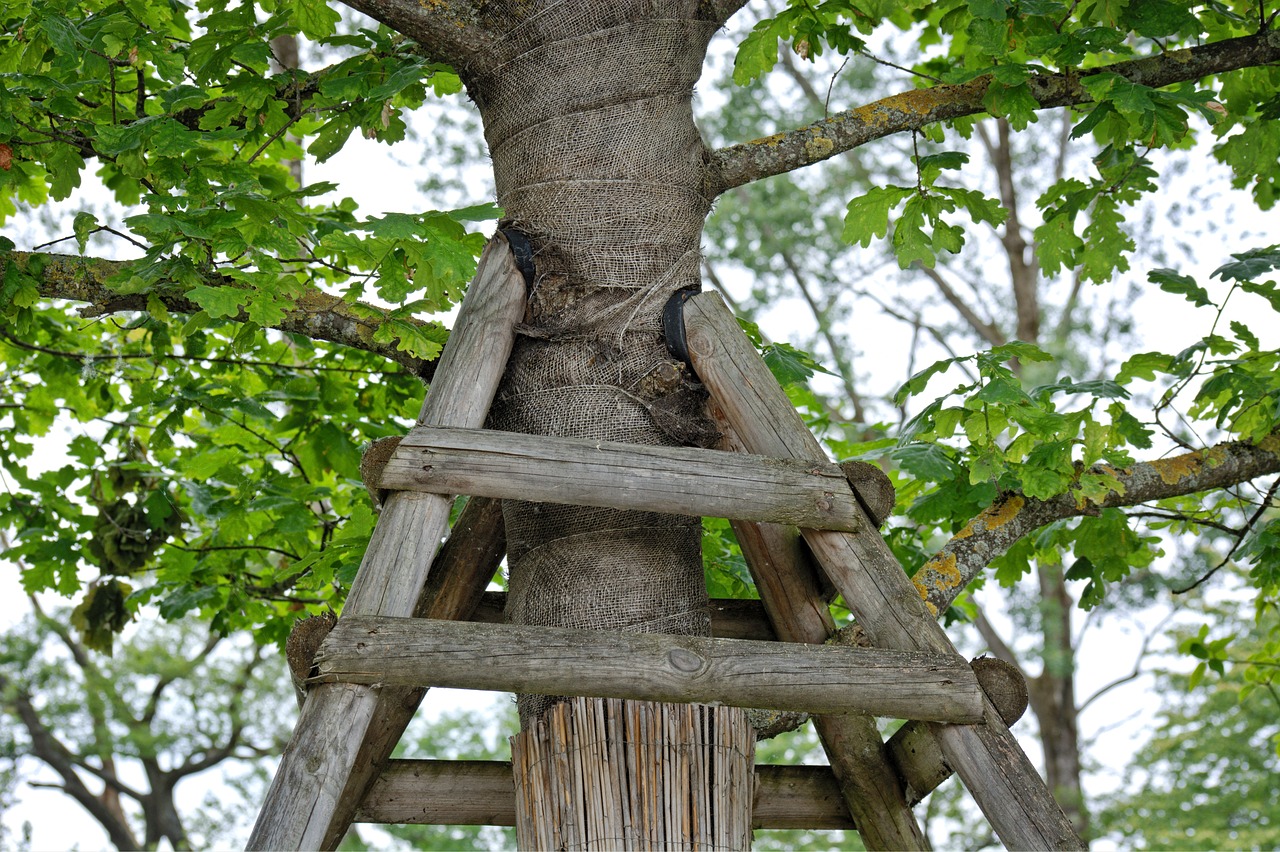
[
  {"x1": 706, "y1": 29, "x2": 1280, "y2": 195},
  {"x1": 913, "y1": 436, "x2": 1280, "y2": 616}
]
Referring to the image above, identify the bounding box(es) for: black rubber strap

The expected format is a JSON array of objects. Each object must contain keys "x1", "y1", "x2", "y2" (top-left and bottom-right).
[
  {"x1": 662, "y1": 287, "x2": 699, "y2": 369},
  {"x1": 498, "y1": 227, "x2": 536, "y2": 291}
]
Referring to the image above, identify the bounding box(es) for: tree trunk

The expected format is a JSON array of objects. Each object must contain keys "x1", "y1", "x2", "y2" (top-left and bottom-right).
[
  {"x1": 459, "y1": 1, "x2": 743, "y2": 844},
  {"x1": 510, "y1": 698, "x2": 755, "y2": 849},
  {"x1": 1029, "y1": 564, "x2": 1089, "y2": 841}
]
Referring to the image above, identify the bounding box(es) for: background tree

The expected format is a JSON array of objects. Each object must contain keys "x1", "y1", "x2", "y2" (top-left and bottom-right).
[
  {"x1": 0, "y1": 601, "x2": 291, "y2": 849},
  {"x1": 3, "y1": 0, "x2": 1280, "y2": 847},
  {"x1": 1095, "y1": 576, "x2": 1280, "y2": 850}
]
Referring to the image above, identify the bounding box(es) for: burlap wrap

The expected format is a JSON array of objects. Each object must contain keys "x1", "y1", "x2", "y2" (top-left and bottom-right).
[{"x1": 467, "y1": 1, "x2": 721, "y2": 725}]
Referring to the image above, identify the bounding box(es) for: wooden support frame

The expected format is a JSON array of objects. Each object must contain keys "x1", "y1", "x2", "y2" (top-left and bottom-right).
[
  {"x1": 312, "y1": 616, "x2": 985, "y2": 722},
  {"x1": 256, "y1": 254, "x2": 1072, "y2": 849},
  {"x1": 682, "y1": 291, "x2": 1086, "y2": 851},
  {"x1": 380, "y1": 425, "x2": 864, "y2": 532},
  {"x1": 248, "y1": 235, "x2": 528, "y2": 851},
  {"x1": 354, "y1": 760, "x2": 858, "y2": 830}
]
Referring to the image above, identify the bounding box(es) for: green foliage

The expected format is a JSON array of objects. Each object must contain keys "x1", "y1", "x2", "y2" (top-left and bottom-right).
[
  {"x1": 741, "y1": 0, "x2": 1266, "y2": 283},
  {"x1": 1097, "y1": 612, "x2": 1280, "y2": 849},
  {"x1": 843, "y1": 152, "x2": 1006, "y2": 268},
  {"x1": 0, "y1": 608, "x2": 291, "y2": 847},
  {"x1": 0, "y1": 0, "x2": 501, "y2": 649}
]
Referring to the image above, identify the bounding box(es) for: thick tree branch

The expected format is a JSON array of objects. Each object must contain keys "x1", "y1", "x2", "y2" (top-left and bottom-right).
[
  {"x1": 3, "y1": 251, "x2": 441, "y2": 379},
  {"x1": 701, "y1": 0, "x2": 755, "y2": 26},
  {"x1": 707, "y1": 29, "x2": 1280, "y2": 195},
  {"x1": 336, "y1": 0, "x2": 494, "y2": 72},
  {"x1": 913, "y1": 435, "x2": 1280, "y2": 616}
]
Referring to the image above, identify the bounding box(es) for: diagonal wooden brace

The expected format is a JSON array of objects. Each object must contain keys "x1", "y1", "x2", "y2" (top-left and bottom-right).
[
  {"x1": 681, "y1": 291, "x2": 1085, "y2": 851},
  {"x1": 247, "y1": 234, "x2": 527, "y2": 851}
]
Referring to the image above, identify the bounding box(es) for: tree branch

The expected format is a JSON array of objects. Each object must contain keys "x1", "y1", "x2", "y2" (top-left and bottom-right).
[
  {"x1": 1, "y1": 674, "x2": 143, "y2": 851},
  {"x1": 336, "y1": 0, "x2": 494, "y2": 73},
  {"x1": 3, "y1": 251, "x2": 441, "y2": 379},
  {"x1": 912, "y1": 435, "x2": 1280, "y2": 616},
  {"x1": 706, "y1": 29, "x2": 1280, "y2": 195},
  {"x1": 700, "y1": 0, "x2": 755, "y2": 26},
  {"x1": 976, "y1": 119, "x2": 1039, "y2": 343},
  {"x1": 757, "y1": 216, "x2": 867, "y2": 421},
  {"x1": 1077, "y1": 608, "x2": 1176, "y2": 714},
  {"x1": 916, "y1": 263, "x2": 1007, "y2": 347},
  {"x1": 972, "y1": 605, "x2": 1030, "y2": 687}
]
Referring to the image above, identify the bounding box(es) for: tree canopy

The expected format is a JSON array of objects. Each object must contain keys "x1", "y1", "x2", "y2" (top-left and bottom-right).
[{"x1": 2, "y1": 0, "x2": 1280, "y2": 846}]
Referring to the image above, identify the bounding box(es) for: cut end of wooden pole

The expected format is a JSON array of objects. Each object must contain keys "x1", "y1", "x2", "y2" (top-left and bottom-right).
[
  {"x1": 838, "y1": 460, "x2": 896, "y2": 528},
  {"x1": 971, "y1": 656, "x2": 1029, "y2": 726},
  {"x1": 285, "y1": 612, "x2": 336, "y2": 705}
]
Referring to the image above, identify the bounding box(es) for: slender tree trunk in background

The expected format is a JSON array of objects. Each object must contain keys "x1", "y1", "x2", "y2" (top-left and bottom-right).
[
  {"x1": 269, "y1": 34, "x2": 304, "y2": 187},
  {"x1": 460, "y1": 1, "x2": 751, "y2": 842},
  {"x1": 1030, "y1": 564, "x2": 1089, "y2": 840},
  {"x1": 980, "y1": 120, "x2": 1090, "y2": 841}
]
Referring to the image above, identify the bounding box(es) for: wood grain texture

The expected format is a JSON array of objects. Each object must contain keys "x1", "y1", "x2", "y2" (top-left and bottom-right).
[
  {"x1": 717, "y1": 407, "x2": 929, "y2": 849},
  {"x1": 683, "y1": 291, "x2": 1085, "y2": 851},
  {"x1": 355, "y1": 760, "x2": 858, "y2": 830},
  {"x1": 248, "y1": 234, "x2": 528, "y2": 851},
  {"x1": 380, "y1": 425, "x2": 863, "y2": 531},
  {"x1": 314, "y1": 616, "x2": 984, "y2": 722}
]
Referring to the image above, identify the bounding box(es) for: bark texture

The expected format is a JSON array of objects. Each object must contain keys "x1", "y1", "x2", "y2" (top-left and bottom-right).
[{"x1": 459, "y1": 0, "x2": 724, "y2": 727}]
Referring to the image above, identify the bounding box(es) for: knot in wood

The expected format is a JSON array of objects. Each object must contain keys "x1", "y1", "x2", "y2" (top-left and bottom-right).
[{"x1": 667, "y1": 646, "x2": 706, "y2": 674}]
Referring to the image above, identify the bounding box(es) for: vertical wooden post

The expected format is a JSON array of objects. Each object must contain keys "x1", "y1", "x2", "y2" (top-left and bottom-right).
[
  {"x1": 248, "y1": 234, "x2": 527, "y2": 850},
  {"x1": 682, "y1": 291, "x2": 1084, "y2": 851}
]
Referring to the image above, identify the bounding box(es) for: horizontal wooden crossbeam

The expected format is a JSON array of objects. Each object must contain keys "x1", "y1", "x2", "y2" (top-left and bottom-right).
[
  {"x1": 469, "y1": 590, "x2": 776, "y2": 640},
  {"x1": 312, "y1": 616, "x2": 984, "y2": 722},
  {"x1": 379, "y1": 426, "x2": 864, "y2": 532},
  {"x1": 354, "y1": 760, "x2": 857, "y2": 830}
]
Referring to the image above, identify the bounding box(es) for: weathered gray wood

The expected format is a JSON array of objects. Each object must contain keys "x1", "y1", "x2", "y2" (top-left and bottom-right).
[
  {"x1": 889, "y1": 656, "x2": 1030, "y2": 806},
  {"x1": 355, "y1": 759, "x2": 857, "y2": 830},
  {"x1": 712, "y1": 410, "x2": 930, "y2": 850},
  {"x1": 313, "y1": 616, "x2": 984, "y2": 722},
  {"x1": 380, "y1": 425, "x2": 863, "y2": 532},
  {"x1": 248, "y1": 234, "x2": 528, "y2": 851},
  {"x1": 683, "y1": 291, "x2": 1085, "y2": 851},
  {"x1": 415, "y1": 496, "x2": 505, "y2": 621},
  {"x1": 730, "y1": 516, "x2": 931, "y2": 850}
]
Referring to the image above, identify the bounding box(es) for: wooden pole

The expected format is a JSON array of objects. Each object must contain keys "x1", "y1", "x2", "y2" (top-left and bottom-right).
[
  {"x1": 313, "y1": 616, "x2": 985, "y2": 721},
  {"x1": 730, "y1": 517, "x2": 932, "y2": 850},
  {"x1": 682, "y1": 291, "x2": 1085, "y2": 851},
  {"x1": 381, "y1": 425, "x2": 864, "y2": 531},
  {"x1": 353, "y1": 656, "x2": 1029, "y2": 833},
  {"x1": 247, "y1": 234, "x2": 527, "y2": 851}
]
